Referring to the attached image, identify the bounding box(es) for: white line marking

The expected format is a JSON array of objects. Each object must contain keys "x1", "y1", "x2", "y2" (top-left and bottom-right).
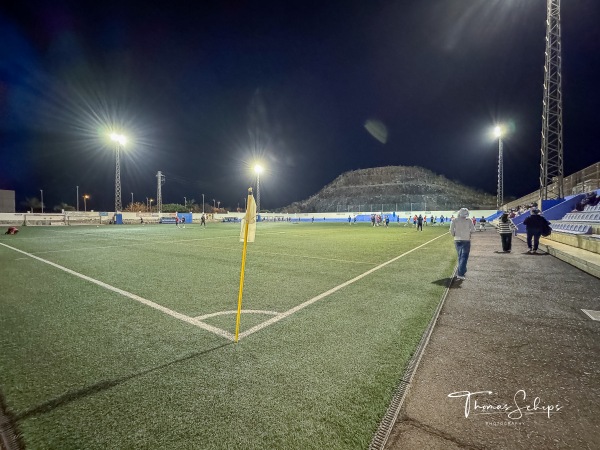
[
  {"x1": 0, "y1": 242, "x2": 235, "y2": 341},
  {"x1": 195, "y1": 310, "x2": 279, "y2": 320},
  {"x1": 238, "y1": 233, "x2": 449, "y2": 339}
]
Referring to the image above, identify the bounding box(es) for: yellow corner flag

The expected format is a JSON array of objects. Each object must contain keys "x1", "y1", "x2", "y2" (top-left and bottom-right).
[
  {"x1": 239, "y1": 191, "x2": 256, "y2": 243},
  {"x1": 235, "y1": 187, "x2": 256, "y2": 342}
]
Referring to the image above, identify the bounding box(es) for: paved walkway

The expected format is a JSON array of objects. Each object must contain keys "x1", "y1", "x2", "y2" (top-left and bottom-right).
[{"x1": 385, "y1": 230, "x2": 600, "y2": 450}]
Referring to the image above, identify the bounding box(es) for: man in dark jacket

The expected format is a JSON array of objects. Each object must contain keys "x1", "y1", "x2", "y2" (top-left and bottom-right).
[{"x1": 523, "y1": 209, "x2": 550, "y2": 254}]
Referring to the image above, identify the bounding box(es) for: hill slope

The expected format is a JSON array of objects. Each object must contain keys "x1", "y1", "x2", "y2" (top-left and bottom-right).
[{"x1": 279, "y1": 166, "x2": 496, "y2": 213}]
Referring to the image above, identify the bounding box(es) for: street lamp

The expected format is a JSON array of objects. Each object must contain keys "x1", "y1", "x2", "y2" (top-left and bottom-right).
[
  {"x1": 184, "y1": 197, "x2": 187, "y2": 208},
  {"x1": 213, "y1": 199, "x2": 216, "y2": 210},
  {"x1": 202, "y1": 194, "x2": 205, "y2": 214},
  {"x1": 254, "y1": 164, "x2": 263, "y2": 213},
  {"x1": 40, "y1": 189, "x2": 44, "y2": 213},
  {"x1": 131, "y1": 192, "x2": 134, "y2": 207},
  {"x1": 83, "y1": 194, "x2": 90, "y2": 212},
  {"x1": 494, "y1": 125, "x2": 504, "y2": 209},
  {"x1": 110, "y1": 132, "x2": 127, "y2": 212},
  {"x1": 77, "y1": 186, "x2": 79, "y2": 211},
  {"x1": 217, "y1": 200, "x2": 220, "y2": 210},
  {"x1": 149, "y1": 198, "x2": 154, "y2": 212}
]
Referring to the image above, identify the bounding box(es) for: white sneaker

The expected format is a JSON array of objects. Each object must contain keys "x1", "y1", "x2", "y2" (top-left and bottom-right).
[{"x1": 456, "y1": 275, "x2": 465, "y2": 280}]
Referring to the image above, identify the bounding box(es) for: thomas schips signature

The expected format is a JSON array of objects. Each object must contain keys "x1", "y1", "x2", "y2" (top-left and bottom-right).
[{"x1": 447, "y1": 390, "x2": 562, "y2": 419}]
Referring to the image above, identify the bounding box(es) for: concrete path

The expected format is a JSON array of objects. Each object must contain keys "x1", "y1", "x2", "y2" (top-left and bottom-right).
[{"x1": 385, "y1": 230, "x2": 600, "y2": 450}]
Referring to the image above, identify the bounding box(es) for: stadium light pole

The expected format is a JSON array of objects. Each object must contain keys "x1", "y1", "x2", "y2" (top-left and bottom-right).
[
  {"x1": 77, "y1": 186, "x2": 79, "y2": 211},
  {"x1": 109, "y1": 132, "x2": 127, "y2": 213},
  {"x1": 83, "y1": 195, "x2": 90, "y2": 212},
  {"x1": 40, "y1": 189, "x2": 44, "y2": 213},
  {"x1": 254, "y1": 164, "x2": 263, "y2": 213},
  {"x1": 494, "y1": 126, "x2": 504, "y2": 210}
]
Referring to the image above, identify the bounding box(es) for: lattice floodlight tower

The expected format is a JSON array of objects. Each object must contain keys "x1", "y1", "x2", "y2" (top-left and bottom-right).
[
  {"x1": 156, "y1": 171, "x2": 165, "y2": 213},
  {"x1": 539, "y1": 0, "x2": 564, "y2": 200},
  {"x1": 110, "y1": 133, "x2": 127, "y2": 212}
]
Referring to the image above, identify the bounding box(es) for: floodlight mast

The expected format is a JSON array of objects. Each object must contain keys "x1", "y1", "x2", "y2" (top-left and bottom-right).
[
  {"x1": 494, "y1": 126, "x2": 504, "y2": 209},
  {"x1": 254, "y1": 164, "x2": 263, "y2": 213},
  {"x1": 539, "y1": 0, "x2": 564, "y2": 200},
  {"x1": 156, "y1": 171, "x2": 165, "y2": 213},
  {"x1": 110, "y1": 133, "x2": 127, "y2": 212}
]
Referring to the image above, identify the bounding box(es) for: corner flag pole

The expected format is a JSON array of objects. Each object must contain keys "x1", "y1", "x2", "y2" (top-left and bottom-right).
[{"x1": 235, "y1": 187, "x2": 254, "y2": 342}]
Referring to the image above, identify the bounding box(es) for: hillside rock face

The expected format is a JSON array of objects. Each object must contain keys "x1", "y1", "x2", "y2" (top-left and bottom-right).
[{"x1": 279, "y1": 166, "x2": 496, "y2": 213}]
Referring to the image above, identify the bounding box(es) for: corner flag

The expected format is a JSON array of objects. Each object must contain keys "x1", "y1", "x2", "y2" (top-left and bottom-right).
[
  {"x1": 239, "y1": 191, "x2": 256, "y2": 243},
  {"x1": 235, "y1": 187, "x2": 256, "y2": 342}
]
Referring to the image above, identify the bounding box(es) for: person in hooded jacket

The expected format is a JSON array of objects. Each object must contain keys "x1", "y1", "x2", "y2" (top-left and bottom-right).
[{"x1": 450, "y1": 208, "x2": 476, "y2": 280}]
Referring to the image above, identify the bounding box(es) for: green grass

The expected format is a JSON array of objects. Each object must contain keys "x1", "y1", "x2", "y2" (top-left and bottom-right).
[{"x1": 0, "y1": 222, "x2": 456, "y2": 449}]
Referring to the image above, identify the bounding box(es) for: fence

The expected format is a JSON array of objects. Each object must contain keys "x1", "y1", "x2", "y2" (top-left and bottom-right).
[
  {"x1": 335, "y1": 202, "x2": 464, "y2": 213},
  {"x1": 504, "y1": 161, "x2": 600, "y2": 211}
]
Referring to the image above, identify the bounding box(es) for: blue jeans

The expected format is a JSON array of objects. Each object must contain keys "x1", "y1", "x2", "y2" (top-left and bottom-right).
[{"x1": 454, "y1": 240, "x2": 471, "y2": 277}]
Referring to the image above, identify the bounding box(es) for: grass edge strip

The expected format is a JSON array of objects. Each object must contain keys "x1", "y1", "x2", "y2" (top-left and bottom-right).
[{"x1": 368, "y1": 265, "x2": 457, "y2": 450}]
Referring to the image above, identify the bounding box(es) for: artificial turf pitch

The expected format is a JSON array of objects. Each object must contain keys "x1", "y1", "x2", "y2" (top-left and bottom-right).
[{"x1": 0, "y1": 222, "x2": 456, "y2": 449}]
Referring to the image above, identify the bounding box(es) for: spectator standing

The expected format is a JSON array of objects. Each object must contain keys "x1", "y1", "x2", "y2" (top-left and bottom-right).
[
  {"x1": 479, "y1": 216, "x2": 487, "y2": 231},
  {"x1": 450, "y1": 208, "x2": 476, "y2": 280},
  {"x1": 496, "y1": 213, "x2": 517, "y2": 252},
  {"x1": 523, "y1": 208, "x2": 550, "y2": 254}
]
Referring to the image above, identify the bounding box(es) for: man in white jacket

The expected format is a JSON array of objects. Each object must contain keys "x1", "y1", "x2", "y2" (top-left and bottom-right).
[{"x1": 450, "y1": 208, "x2": 476, "y2": 280}]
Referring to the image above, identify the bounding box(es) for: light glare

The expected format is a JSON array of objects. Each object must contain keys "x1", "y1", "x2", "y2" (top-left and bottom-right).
[
  {"x1": 254, "y1": 164, "x2": 264, "y2": 174},
  {"x1": 110, "y1": 133, "x2": 128, "y2": 146}
]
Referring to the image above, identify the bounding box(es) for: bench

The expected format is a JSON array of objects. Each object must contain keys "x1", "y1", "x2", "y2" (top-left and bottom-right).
[
  {"x1": 562, "y1": 212, "x2": 600, "y2": 222},
  {"x1": 552, "y1": 222, "x2": 592, "y2": 235}
]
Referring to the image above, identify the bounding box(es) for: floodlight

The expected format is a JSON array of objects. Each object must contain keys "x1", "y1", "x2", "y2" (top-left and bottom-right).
[
  {"x1": 110, "y1": 133, "x2": 127, "y2": 146},
  {"x1": 494, "y1": 126, "x2": 502, "y2": 138},
  {"x1": 254, "y1": 164, "x2": 263, "y2": 175}
]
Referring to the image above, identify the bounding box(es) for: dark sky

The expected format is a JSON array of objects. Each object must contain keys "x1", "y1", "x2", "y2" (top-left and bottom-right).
[{"x1": 1, "y1": 0, "x2": 599, "y2": 212}]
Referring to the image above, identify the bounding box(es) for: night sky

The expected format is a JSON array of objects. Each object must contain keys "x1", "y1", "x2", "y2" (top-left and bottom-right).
[{"x1": 1, "y1": 0, "x2": 599, "y2": 212}]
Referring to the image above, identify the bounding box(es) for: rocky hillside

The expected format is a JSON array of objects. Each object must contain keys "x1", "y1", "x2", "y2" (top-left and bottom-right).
[{"x1": 279, "y1": 166, "x2": 496, "y2": 213}]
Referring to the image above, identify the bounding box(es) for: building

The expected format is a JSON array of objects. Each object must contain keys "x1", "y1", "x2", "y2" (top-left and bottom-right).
[{"x1": 0, "y1": 189, "x2": 16, "y2": 213}]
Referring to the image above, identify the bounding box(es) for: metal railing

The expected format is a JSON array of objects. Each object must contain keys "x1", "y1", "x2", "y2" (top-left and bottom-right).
[{"x1": 504, "y1": 161, "x2": 600, "y2": 211}]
